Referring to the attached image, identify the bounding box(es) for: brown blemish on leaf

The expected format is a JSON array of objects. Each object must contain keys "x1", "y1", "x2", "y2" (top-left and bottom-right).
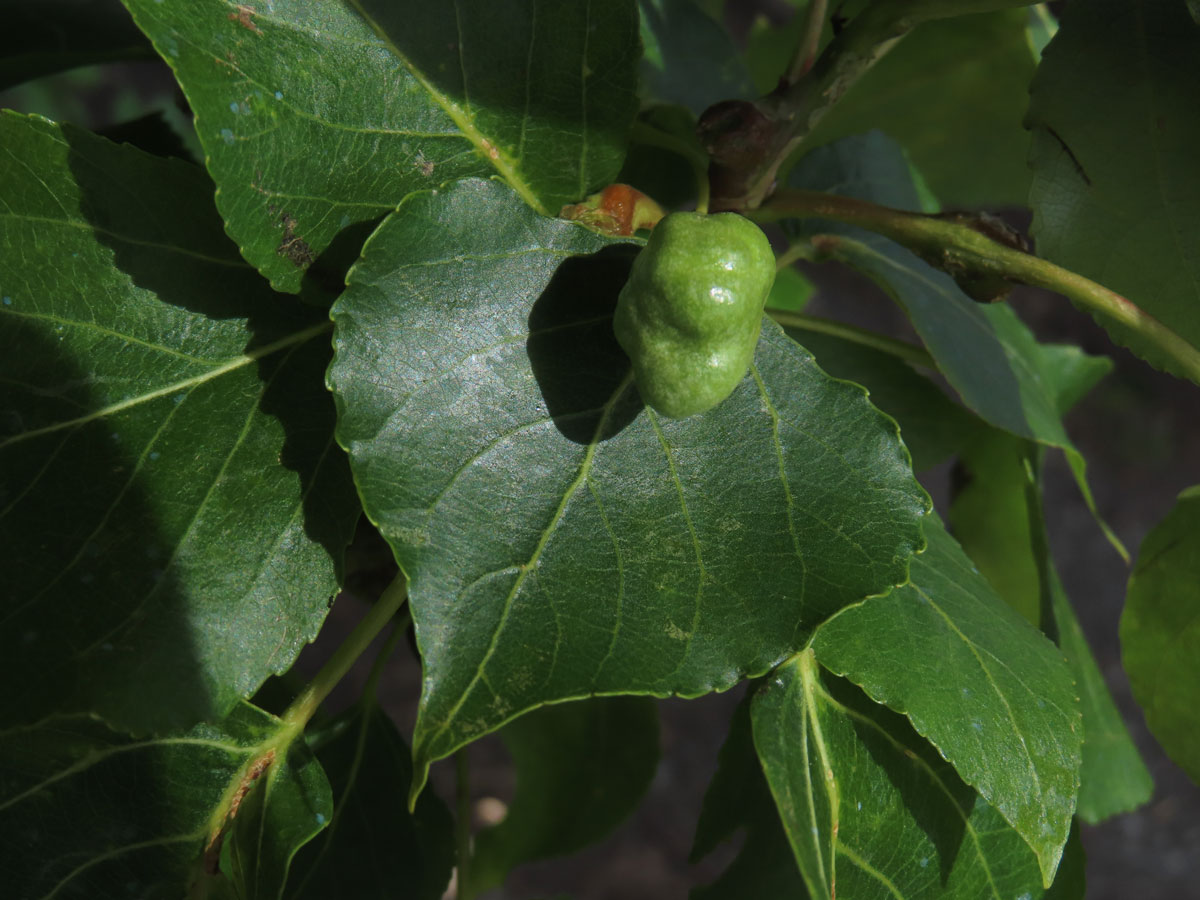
[
  {"x1": 480, "y1": 138, "x2": 501, "y2": 161},
  {"x1": 229, "y1": 4, "x2": 262, "y2": 34},
  {"x1": 203, "y1": 748, "x2": 276, "y2": 874},
  {"x1": 275, "y1": 211, "x2": 314, "y2": 269}
]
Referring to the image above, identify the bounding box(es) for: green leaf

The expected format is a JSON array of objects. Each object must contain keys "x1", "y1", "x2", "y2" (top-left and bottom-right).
[
  {"x1": 690, "y1": 695, "x2": 808, "y2": 900},
  {"x1": 0, "y1": 702, "x2": 329, "y2": 899},
  {"x1": 638, "y1": 0, "x2": 753, "y2": 114},
  {"x1": 1026, "y1": 0, "x2": 1200, "y2": 381},
  {"x1": 752, "y1": 653, "x2": 1079, "y2": 899},
  {"x1": 1122, "y1": 485, "x2": 1200, "y2": 785},
  {"x1": 950, "y1": 432, "x2": 1044, "y2": 627},
  {"x1": 789, "y1": 133, "x2": 1126, "y2": 560},
  {"x1": 766, "y1": 267, "x2": 816, "y2": 314},
  {"x1": 802, "y1": 10, "x2": 1038, "y2": 208},
  {"x1": 327, "y1": 177, "x2": 930, "y2": 797},
  {"x1": 811, "y1": 516, "x2": 1082, "y2": 885},
  {"x1": 787, "y1": 328, "x2": 980, "y2": 471},
  {"x1": 950, "y1": 432, "x2": 1153, "y2": 823},
  {"x1": 0, "y1": 0, "x2": 154, "y2": 91},
  {"x1": 1025, "y1": 4, "x2": 1058, "y2": 59},
  {"x1": 288, "y1": 706, "x2": 455, "y2": 900},
  {"x1": 618, "y1": 104, "x2": 708, "y2": 211},
  {"x1": 470, "y1": 697, "x2": 659, "y2": 893},
  {"x1": 221, "y1": 744, "x2": 332, "y2": 900},
  {"x1": 947, "y1": 337, "x2": 1150, "y2": 823},
  {"x1": 1053, "y1": 569, "x2": 1152, "y2": 822},
  {"x1": 121, "y1": 0, "x2": 641, "y2": 292},
  {"x1": 0, "y1": 112, "x2": 359, "y2": 733}
]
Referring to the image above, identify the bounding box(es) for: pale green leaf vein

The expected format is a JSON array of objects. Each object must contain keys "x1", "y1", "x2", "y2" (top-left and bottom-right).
[{"x1": 0, "y1": 321, "x2": 330, "y2": 450}]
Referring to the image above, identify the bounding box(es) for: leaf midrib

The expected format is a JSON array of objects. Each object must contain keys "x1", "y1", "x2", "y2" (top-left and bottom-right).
[
  {"x1": 346, "y1": 0, "x2": 549, "y2": 215},
  {"x1": 0, "y1": 321, "x2": 330, "y2": 450}
]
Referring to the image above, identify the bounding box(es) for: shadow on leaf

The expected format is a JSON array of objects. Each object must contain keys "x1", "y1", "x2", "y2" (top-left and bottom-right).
[
  {"x1": 827, "y1": 674, "x2": 972, "y2": 886},
  {"x1": 527, "y1": 244, "x2": 643, "y2": 444}
]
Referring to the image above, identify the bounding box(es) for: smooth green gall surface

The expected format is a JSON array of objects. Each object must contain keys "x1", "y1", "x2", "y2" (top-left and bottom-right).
[{"x1": 614, "y1": 211, "x2": 776, "y2": 418}]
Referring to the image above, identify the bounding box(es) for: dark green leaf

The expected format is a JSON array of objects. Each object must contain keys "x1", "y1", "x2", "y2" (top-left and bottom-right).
[
  {"x1": 470, "y1": 697, "x2": 659, "y2": 893},
  {"x1": 0, "y1": 702, "x2": 329, "y2": 900},
  {"x1": 744, "y1": 7, "x2": 819, "y2": 97},
  {"x1": 327, "y1": 177, "x2": 930, "y2": 795},
  {"x1": 0, "y1": 0, "x2": 154, "y2": 91},
  {"x1": 1122, "y1": 485, "x2": 1200, "y2": 784},
  {"x1": 950, "y1": 432, "x2": 1153, "y2": 823},
  {"x1": 788, "y1": 328, "x2": 980, "y2": 471},
  {"x1": 690, "y1": 694, "x2": 808, "y2": 900},
  {"x1": 811, "y1": 516, "x2": 1082, "y2": 885},
  {"x1": 220, "y1": 742, "x2": 331, "y2": 900},
  {"x1": 947, "y1": 336, "x2": 1151, "y2": 824},
  {"x1": 121, "y1": 0, "x2": 641, "y2": 291},
  {"x1": 1053, "y1": 569, "x2": 1153, "y2": 822},
  {"x1": 752, "y1": 654, "x2": 1075, "y2": 899},
  {"x1": 288, "y1": 706, "x2": 455, "y2": 900},
  {"x1": 945, "y1": 339, "x2": 1112, "y2": 624},
  {"x1": 0, "y1": 112, "x2": 358, "y2": 733},
  {"x1": 1027, "y1": 0, "x2": 1200, "y2": 380},
  {"x1": 618, "y1": 104, "x2": 707, "y2": 211},
  {"x1": 1045, "y1": 821, "x2": 1086, "y2": 900},
  {"x1": 802, "y1": 10, "x2": 1037, "y2": 207},
  {"x1": 638, "y1": 0, "x2": 753, "y2": 114},
  {"x1": 789, "y1": 133, "x2": 1124, "y2": 558},
  {"x1": 950, "y1": 432, "x2": 1044, "y2": 627},
  {"x1": 1033, "y1": 343, "x2": 1115, "y2": 417}
]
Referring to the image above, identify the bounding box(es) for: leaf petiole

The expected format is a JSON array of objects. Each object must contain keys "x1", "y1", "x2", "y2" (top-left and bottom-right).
[
  {"x1": 770, "y1": 309, "x2": 935, "y2": 369},
  {"x1": 280, "y1": 574, "x2": 409, "y2": 738}
]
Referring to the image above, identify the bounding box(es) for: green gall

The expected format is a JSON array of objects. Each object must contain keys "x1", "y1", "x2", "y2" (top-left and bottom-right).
[{"x1": 614, "y1": 211, "x2": 775, "y2": 418}]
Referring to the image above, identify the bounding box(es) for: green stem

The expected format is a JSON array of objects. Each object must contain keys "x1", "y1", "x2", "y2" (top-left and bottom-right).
[
  {"x1": 775, "y1": 240, "x2": 817, "y2": 271},
  {"x1": 455, "y1": 749, "x2": 474, "y2": 900},
  {"x1": 279, "y1": 574, "x2": 409, "y2": 737},
  {"x1": 770, "y1": 309, "x2": 934, "y2": 368},
  {"x1": 199, "y1": 576, "x2": 409, "y2": 877},
  {"x1": 758, "y1": 189, "x2": 1200, "y2": 383},
  {"x1": 362, "y1": 608, "x2": 410, "y2": 703},
  {"x1": 784, "y1": 0, "x2": 829, "y2": 84}
]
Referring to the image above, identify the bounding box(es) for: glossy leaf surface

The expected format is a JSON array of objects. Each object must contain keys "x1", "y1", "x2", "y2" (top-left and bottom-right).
[
  {"x1": 328, "y1": 177, "x2": 929, "y2": 793},
  {"x1": 0, "y1": 113, "x2": 358, "y2": 733},
  {"x1": 789, "y1": 328, "x2": 980, "y2": 472},
  {"x1": 122, "y1": 0, "x2": 640, "y2": 290},
  {"x1": 948, "y1": 356, "x2": 1152, "y2": 824},
  {"x1": 752, "y1": 654, "x2": 1082, "y2": 899},
  {"x1": 1027, "y1": 0, "x2": 1200, "y2": 380},
  {"x1": 811, "y1": 517, "x2": 1082, "y2": 884},
  {"x1": 1122, "y1": 486, "x2": 1200, "y2": 784}
]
